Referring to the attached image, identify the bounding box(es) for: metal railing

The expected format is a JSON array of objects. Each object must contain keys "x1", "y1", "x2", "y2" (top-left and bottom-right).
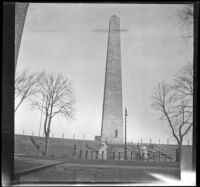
[{"x1": 71, "y1": 147, "x2": 177, "y2": 162}]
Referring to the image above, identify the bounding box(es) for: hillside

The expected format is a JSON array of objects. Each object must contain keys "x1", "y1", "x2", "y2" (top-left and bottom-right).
[{"x1": 15, "y1": 134, "x2": 192, "y2": 161}]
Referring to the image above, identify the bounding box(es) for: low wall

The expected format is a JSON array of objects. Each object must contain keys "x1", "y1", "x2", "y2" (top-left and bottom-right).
[{"x1": 14, "y1": 134, "x2": 192, "y2": 163}]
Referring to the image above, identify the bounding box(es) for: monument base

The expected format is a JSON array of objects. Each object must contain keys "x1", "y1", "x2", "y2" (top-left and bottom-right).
[{"x1": 100, "y1": 136, "x2": 124, "y2": 144}]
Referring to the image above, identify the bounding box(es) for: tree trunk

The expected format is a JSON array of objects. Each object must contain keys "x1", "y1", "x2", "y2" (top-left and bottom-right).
[
  {"x1": 15, "y1": 95, "x2": 25, "y2": 112},
  {"x1": 43, "y1": 114, "x2": 48, "y2": 156},
  {"x1": 178, "y1": 140, "x2": 182, "y2": 179},
  {"x1": 179, "y1": 138, "x2": 183, "y2": 162},
  {"x1": 44, "y1": 115, "x2": 53, "y2": 156},
  {"x1": 45, "y1": 131, "x2": 49, "y2": 156}
]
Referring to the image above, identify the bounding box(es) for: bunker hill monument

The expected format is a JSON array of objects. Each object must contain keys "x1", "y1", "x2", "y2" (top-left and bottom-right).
[{"x1": 100, "y1": 15, "x2": 123, "y2": 144}]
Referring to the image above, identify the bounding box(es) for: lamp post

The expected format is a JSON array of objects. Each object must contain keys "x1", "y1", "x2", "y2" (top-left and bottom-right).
[{"x1": 124, "y1": 107, "x2": 128, "y2": 160}]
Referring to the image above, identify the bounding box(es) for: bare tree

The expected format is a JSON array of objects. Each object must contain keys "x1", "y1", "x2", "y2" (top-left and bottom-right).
[
  {"x1": 172, "y1": 62, "x2": 193, "y2": 141},
  {"x1": 32, "y1": 72, "x2": 75, "y2": 156},
  {"x1": 176, "y1": 4, "x2": 193, "y2": 38},
  {"x1": 152, "y1": 63, "x2": 193, "y2": 162},
  {"x1": 15, "y1": 70, "x2": 42, "y2": 112},
  {"x1": 172, "y1": 62, "x2": 193, "y2": 98}
]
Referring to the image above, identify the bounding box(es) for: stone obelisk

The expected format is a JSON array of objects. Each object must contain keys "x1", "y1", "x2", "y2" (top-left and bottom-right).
[{"x1": 101, "y1": 15, "x2": 123, "y2": 144}]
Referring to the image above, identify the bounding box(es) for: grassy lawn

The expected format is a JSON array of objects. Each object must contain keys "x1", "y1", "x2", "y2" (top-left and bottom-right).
[
  {"x1": 16, "y1": 157, "x2": 180, "y2": 183},
  {"x1": 14, "y1": 158, "x2": 43, "y2": 173},
  {"x1": 14, "y1": 156, "x2": 61, "y2": 174},
  {"x1": 20, "y1": 164, "x2": 161, "y2": 183}
]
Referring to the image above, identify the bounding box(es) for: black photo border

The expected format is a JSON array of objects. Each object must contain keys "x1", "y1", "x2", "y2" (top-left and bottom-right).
[{"x1": 2, "y1": 1, "x2": 199, "y2": 186}]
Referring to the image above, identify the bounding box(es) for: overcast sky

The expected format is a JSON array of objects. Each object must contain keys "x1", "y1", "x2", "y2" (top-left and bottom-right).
[{"x1": 15, "y1": 3, "x2": 193, "y2": 145}]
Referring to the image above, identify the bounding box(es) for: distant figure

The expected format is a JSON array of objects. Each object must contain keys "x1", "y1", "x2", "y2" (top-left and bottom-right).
[
  {"x1": 141, "y1": 146, "x2": 148, "y2": 160},
  {"x1": 98, "y1": 142, "x2": 108, "y2": 160}
]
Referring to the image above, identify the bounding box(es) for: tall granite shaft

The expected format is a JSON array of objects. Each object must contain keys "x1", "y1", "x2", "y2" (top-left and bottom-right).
[{"x1": 101, "y1": 15, "x2": 123, "y2": 143}]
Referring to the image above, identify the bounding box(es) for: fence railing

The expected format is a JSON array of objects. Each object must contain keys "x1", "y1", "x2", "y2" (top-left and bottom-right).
[{"x1": 71, "y1": 148, "x2": 177, "y2": 162}]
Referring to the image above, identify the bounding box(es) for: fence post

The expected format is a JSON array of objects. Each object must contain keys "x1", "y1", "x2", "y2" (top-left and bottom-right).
[
  {"x1": 118, "y1": 152, "x2": 121, "y2": 160},
  {"x1": 102, "y1": 151, "x2": 104, "y2": 160},
  {"x1": 79, "y1": 150, "x2": 82, "y2": 159},
  {"x1": 164, "y1": 154, "x2": 167, "y2": 162},
  {"x1": 153, "y1": 153, "x2": 155, "y2": 162},
  {"x1": 73, "y1": 145, "x2": 76, "y2": 157},
  {"x1": 131, "y1": 152, "x2": 133, "y2": 160},
  {"x1": 96, "y1": 151, "x2": 98, "y2": 160},
  {"x1": 159, "y1": 152, "x2": 161, "y2": 161},
  {"x1": 169, "y1": 154, "x2": 172, "y2": 162},
  {"x1": 113, "y1": 152, "x2": 115, "y2": 160},
  {"x1": 85, "y1": 150, "x2": 88, "y2": 159},
  {"x1": 91, "y1": 151, "x2": 93, "y2": 160}
]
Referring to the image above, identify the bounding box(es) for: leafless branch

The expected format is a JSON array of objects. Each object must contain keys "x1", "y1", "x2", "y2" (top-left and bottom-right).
[{"x1": 15, "y1": 69, "x2": 43, "y2": 112}]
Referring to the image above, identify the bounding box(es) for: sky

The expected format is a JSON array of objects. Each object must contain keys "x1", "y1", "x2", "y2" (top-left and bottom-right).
[{"x1": 15, "y1": 3, "x2": 193, "y2": 145}]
